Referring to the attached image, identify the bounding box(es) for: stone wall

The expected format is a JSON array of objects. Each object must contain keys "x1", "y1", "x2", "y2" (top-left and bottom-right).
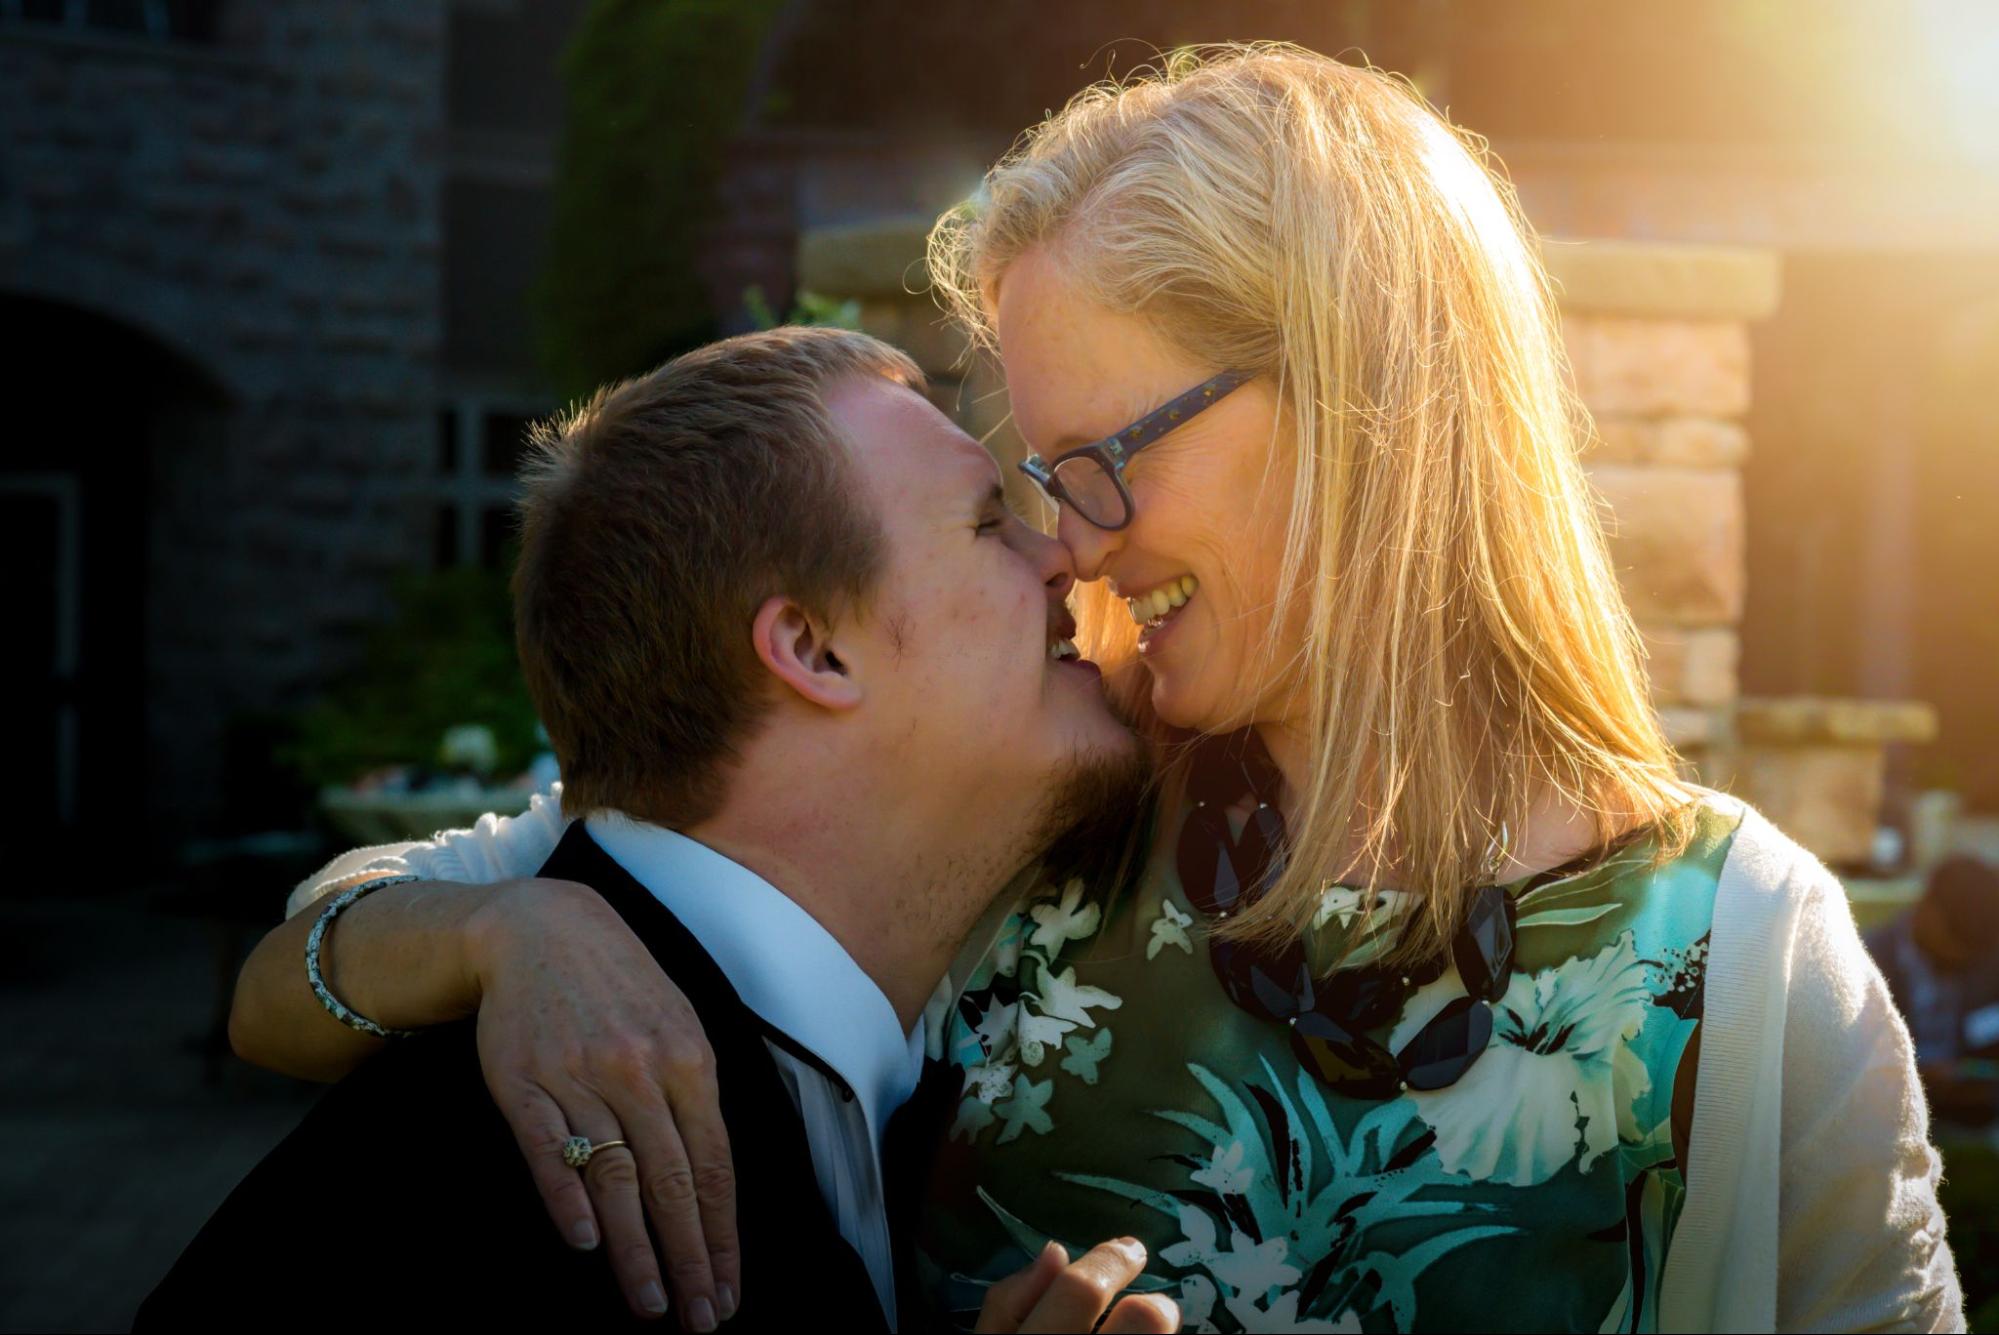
[
  {"x1": 798, "y1": 222, "x2": 1936, "y2": 865},
  {"x1": 0, "y1": 7, "x2": 445, "y2": 832},
  {"x1": 1554, "y1": 241, "x2": 1775, "y2": 759}
]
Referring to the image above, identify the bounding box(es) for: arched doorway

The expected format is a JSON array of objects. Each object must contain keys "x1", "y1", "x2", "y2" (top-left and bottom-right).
[{"x1": 3, "y1": 295, "x2": 229, "y2": 859}]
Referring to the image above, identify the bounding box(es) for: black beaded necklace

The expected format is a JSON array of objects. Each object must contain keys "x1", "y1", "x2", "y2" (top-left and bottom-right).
[{"x1": 1174, "y1": 729, "x2": 1517, "y2": 1100}]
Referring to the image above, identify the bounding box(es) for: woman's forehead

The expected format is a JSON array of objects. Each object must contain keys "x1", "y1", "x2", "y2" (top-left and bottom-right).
[{"x1": 995, "y1": 248, "x2": 1198, "y2": 448}]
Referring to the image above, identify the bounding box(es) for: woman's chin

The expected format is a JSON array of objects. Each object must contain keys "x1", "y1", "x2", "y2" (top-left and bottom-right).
[{"x1": 1147, "y1": 671, "x2": 1221, "y2": 734}]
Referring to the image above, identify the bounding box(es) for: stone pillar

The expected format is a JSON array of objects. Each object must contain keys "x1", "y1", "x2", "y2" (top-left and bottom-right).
[
  {"x1": 1733, "y1": 699, "x2": 1939, "y2": 866},
  {"x1": 1545, "y1": 240, "x2": 1779, "y2": 771}
]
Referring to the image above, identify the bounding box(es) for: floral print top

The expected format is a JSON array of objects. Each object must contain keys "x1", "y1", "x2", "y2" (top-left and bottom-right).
[{"x1": 914, "y1": 797, "x2": 1742, "y2": 1333}]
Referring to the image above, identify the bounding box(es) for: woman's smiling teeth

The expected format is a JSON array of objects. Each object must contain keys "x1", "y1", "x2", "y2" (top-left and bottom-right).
[{"x1": 1125, "y1": 574, "x2": 1198, "y2": 625}]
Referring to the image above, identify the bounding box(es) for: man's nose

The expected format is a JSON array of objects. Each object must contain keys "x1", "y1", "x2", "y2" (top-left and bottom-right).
[
  {"x1": 1056, "y1": 503, "x2": 1121, "y2": 583},
  {"x1": 1020, "y1": 521, "x2": 1077, "y2": 602}
]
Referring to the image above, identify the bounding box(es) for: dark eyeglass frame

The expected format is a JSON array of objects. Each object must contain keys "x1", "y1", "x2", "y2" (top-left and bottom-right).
[{"x1": 1017, "y1": 370, "x2": 1254, "y2": 531}]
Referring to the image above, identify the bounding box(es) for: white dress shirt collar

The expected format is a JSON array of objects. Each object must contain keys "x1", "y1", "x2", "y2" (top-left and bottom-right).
[{"x1": 585, "y1": 813, "x2": 925, "y2": 1143}]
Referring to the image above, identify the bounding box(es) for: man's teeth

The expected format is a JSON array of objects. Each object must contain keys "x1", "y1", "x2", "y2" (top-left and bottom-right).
[
  {"x1": 1126, "y1": 574, "x2": 1198, "y2": 625},
  {"x1": 1049, "y1": 638, "x2": 1081, "y2": 662}
]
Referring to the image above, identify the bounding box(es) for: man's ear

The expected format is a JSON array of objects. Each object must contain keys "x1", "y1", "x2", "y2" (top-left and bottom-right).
[{"x1": 751, "y1": 596, "x2": 863, "y2": 711}]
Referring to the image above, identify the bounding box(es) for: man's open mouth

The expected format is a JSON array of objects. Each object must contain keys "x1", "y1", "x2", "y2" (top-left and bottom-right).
[{"x1": 1047, "y1": 608, "x2": 1085, "y2": 663}]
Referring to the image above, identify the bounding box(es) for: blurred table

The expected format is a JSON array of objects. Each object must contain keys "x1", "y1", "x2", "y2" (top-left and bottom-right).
[
  {"x1": 1843, "y1": 873, "x2": 1924, "y2": 934},
  {"x1": 317, "y1": 785, "x2": 536, "y2": 845}
]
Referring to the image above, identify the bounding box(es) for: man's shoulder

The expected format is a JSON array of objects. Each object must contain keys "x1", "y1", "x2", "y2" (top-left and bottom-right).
[
  {"x1": 535, "y1": 823, "x2": 762, "y2": 1040},
  {"x1": 137, "y1": 1022, "x2": 631, "y2": 1327}
]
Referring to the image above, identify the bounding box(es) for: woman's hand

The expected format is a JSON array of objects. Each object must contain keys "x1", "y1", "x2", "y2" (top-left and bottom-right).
[
  {"x1": 463, "y1": 879, "x2": 740, "y2": 1330},
  {"x1": 974, "y1": 1239, "x2": 1179, "y2": 1333}
]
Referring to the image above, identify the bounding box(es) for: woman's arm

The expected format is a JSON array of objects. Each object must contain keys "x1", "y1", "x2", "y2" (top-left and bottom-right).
[
  {"x1": 231, "y1": 876, "x2": 480, "y2": 1078},
  {"x1": 1776, "y1": 865, "x2": 1963, "y2": 1333},
  {"x1": 230, "y1": 801, "x2": 740, "y2": 1328},
  {"x1": 239, "y1": 786, "x2": 572, "y2": 1077}
]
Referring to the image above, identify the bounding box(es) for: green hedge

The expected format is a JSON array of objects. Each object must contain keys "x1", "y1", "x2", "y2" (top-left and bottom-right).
[
  {"x1": 535, "y1": 0, "x2": 786, "y2": 398},
  {"x1": 285, "y1": 568, "x2": 541, "y2": 787},
  {"x1": 1941, "y1": 1135, "x2": 1999, "y2": 1329}
]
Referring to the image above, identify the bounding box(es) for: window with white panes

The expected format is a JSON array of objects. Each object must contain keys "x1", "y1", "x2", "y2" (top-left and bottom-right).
[{"x1": 434, "y1": 397, "x2": 550, "y2": 570}]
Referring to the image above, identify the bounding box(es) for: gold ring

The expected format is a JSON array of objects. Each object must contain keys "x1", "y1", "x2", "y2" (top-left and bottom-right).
[{"x1": 561, "y1": 1135, "x2": 629, "y2": 1169}]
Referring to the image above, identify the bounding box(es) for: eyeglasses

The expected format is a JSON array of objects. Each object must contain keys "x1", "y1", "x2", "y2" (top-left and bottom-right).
[
  {"x1": 1017, "y1": 370, "x2": 1253, "y2": 531},
  {"x1": 1174, "y1": 729, "x2": 1518, "y2": 1100}
]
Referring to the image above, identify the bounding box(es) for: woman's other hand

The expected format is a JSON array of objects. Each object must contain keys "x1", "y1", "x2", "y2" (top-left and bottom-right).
[
  {"x1": 465, "y1": 878, "x2": 739, "y2": 1329},
  {"x1": 974, "y1": 1239, "x2": 1180, "y2": 1333}
]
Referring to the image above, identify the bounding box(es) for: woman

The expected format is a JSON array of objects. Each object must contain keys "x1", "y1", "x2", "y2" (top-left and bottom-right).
[{"x1": 235, "y1": 45, "x2": 1958, "y2": 1332}]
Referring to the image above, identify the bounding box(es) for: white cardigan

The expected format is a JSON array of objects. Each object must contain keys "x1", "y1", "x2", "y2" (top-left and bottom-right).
[{"x1": 290, "y1": 790, "x2": 1964, "y2": 1333}]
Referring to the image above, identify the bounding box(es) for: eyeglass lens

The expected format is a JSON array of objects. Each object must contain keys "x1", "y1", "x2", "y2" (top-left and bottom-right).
[{"x1": 1048, "y1": 453, "x2": 1127, "y2": 528}]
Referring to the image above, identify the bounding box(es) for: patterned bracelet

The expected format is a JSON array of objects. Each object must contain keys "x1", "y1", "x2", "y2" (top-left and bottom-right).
[{"x1": 305, "y1": 874, "x2": 423, "y2": 1040}]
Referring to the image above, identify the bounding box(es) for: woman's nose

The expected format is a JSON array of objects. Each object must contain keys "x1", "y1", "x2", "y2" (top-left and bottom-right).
[{"x1": 1056, "y1": 503, "x2": 1121, "y2": 582}]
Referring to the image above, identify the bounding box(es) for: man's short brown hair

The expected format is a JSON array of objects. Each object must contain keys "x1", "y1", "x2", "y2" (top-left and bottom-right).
[{"x1": 514, "y1": 326, "x2": 924, "y2": 825}]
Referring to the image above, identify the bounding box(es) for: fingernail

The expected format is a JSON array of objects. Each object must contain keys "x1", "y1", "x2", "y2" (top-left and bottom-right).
[
  {"x1": 1117, "y1": 1236, "x2": 1147, "y2": 1262},
  {"x1": 638, "y1": 1282, "x2": 668, "y2": 1315},
  {"x1": 569, "y1": 1219, "x2": 598, "y2": 1249},
  {"x1": 688, "y1": 1297, "x2": 717, "y2": 1332},
  {"x1": 717, "y1": 1285, "x2": 737, "y2": 1320}
]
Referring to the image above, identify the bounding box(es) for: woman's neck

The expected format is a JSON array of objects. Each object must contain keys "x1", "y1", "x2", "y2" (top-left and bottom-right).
[
  {"x1": 1251, "y1": 715, "x2": 1621, "y2": 886},
  {"x1": 1253, "y1": 718, "x2": 1315, "y2": 821}
]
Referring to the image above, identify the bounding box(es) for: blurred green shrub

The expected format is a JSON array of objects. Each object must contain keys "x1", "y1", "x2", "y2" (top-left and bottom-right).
[
  {"x1": 743, "y1": 285, "x2": 862, "y2": 331},
  {"x1": 536, "y1": 0, "x2": 787, "y2": 398},
  {"x1": 285, "y1": 568, "x2": 541, "y2": 788},
  {"x1": 1941, "y1": 1135, "x2": 1999, "y2": 1330}
]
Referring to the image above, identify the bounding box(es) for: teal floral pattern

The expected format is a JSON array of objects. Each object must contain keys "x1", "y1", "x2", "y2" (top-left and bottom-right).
[{"x1": 917, "y1": 800, "x2": 1742, "y2": 1332}]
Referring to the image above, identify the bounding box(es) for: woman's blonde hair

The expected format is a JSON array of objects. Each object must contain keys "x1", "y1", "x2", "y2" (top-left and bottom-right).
[{"x1": 928, "y1": 43, "x2": 1693, "y2": 963}]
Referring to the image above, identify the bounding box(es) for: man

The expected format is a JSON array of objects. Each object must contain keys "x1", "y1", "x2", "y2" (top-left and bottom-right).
[
  {"x1": 141, "y1": 328, "x2": 1174, "y2": 1332},
  {"x1": 1867, "y1": 855, "x2": 1999, "y2": 1126}
]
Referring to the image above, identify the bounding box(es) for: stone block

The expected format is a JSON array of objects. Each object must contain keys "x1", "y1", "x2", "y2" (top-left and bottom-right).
[
  {"x1": 855, "y1": 297, "x2": 969, "y2": 376},
  {"x1": 797, "y1": 217, "x2": 934, "y2": 299},
  {"x1": 1589, "y1": 417, "x2": 1750, "y2": 469},
  {"x1": 1543, "y1": 240, "x2": 1781, "y2": 321},
  {"x1": 1659, "y1": 706, "x2": 1723, "y2": 750},
  {"x1": 1735, "y1": 697, "x2": 1940, "y2": 746},
  {"x1": 1640, "y1": 625, "x2": 1738, "y2": 705},
  {"x1": 1586, "y1": 464, "x2": 1745, "y2": 626},
  {"x1": 855, "y1": 298, "x2": 904, "y2": 343},
  {"x1": 1731, "y1": 743, "x2": 1888, "y2": 866},
  {"x1": 1563, "y1": 317, "x2": 1751, "y2": 418},
  {"x1": 898, "y1": 304, "x2": 973, "y2": 378}
]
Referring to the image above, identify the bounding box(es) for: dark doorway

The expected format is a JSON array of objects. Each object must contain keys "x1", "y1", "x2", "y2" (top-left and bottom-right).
[{"x1": 2, "y1": 295, "x2": 228, "y2": 874}]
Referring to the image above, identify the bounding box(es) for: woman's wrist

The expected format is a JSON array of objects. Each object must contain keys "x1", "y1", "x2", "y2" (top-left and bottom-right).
[
  {"x1": 315, "y1": 878, "x2": 499, "y2": 1031},
  {"x1": 460, "y1": 877, "x2": 598, "y2": 1010},
  {"x1": 306, "y1": 876, "x2": 424, "y2": 1039}
]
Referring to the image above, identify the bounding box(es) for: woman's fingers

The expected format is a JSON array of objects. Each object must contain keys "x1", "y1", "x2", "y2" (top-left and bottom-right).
[
  {"x1": 973, "y1": 1242, "x2": 1068, "y2": 1332},
  {"x1": 465, "y1": 881, "x2": 741, "y2": 1325},
  {"x1": 656, "y1": 1046, "x2": 740, "y2": 1322},
  {"x1": 976, "y1": 1238, "x2": 1160, "y2": 1334},
  {"x1": 1020, "y1": 1238, "x2": 1154, "y2": 1333},
  {"x1": 567, "y1": 1104, "x2": 672, "y2": 1322},
  {"x1": 1099, "y1": 1294, "x2": 1182, "y2": 1333},
  {"x1": 497, "y1": 1079, "x2": 606, "y2": 1252},
  {"x1": 608, "y1": 1077, "x2": 726, "y2": 1332}
]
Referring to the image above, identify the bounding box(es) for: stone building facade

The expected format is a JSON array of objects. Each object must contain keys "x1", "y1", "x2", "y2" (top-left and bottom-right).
[
  {"x1": 2, "y1": 5, "x2": 445, "y2": 848},
  {"x1": 4, "y1": 3, "x2": 587, "y2": 856}
]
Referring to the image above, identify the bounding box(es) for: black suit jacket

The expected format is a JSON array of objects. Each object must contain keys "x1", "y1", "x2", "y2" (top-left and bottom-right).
[{"x1": 139, "y1": 824, "x2": 954, "y2": 1330}]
